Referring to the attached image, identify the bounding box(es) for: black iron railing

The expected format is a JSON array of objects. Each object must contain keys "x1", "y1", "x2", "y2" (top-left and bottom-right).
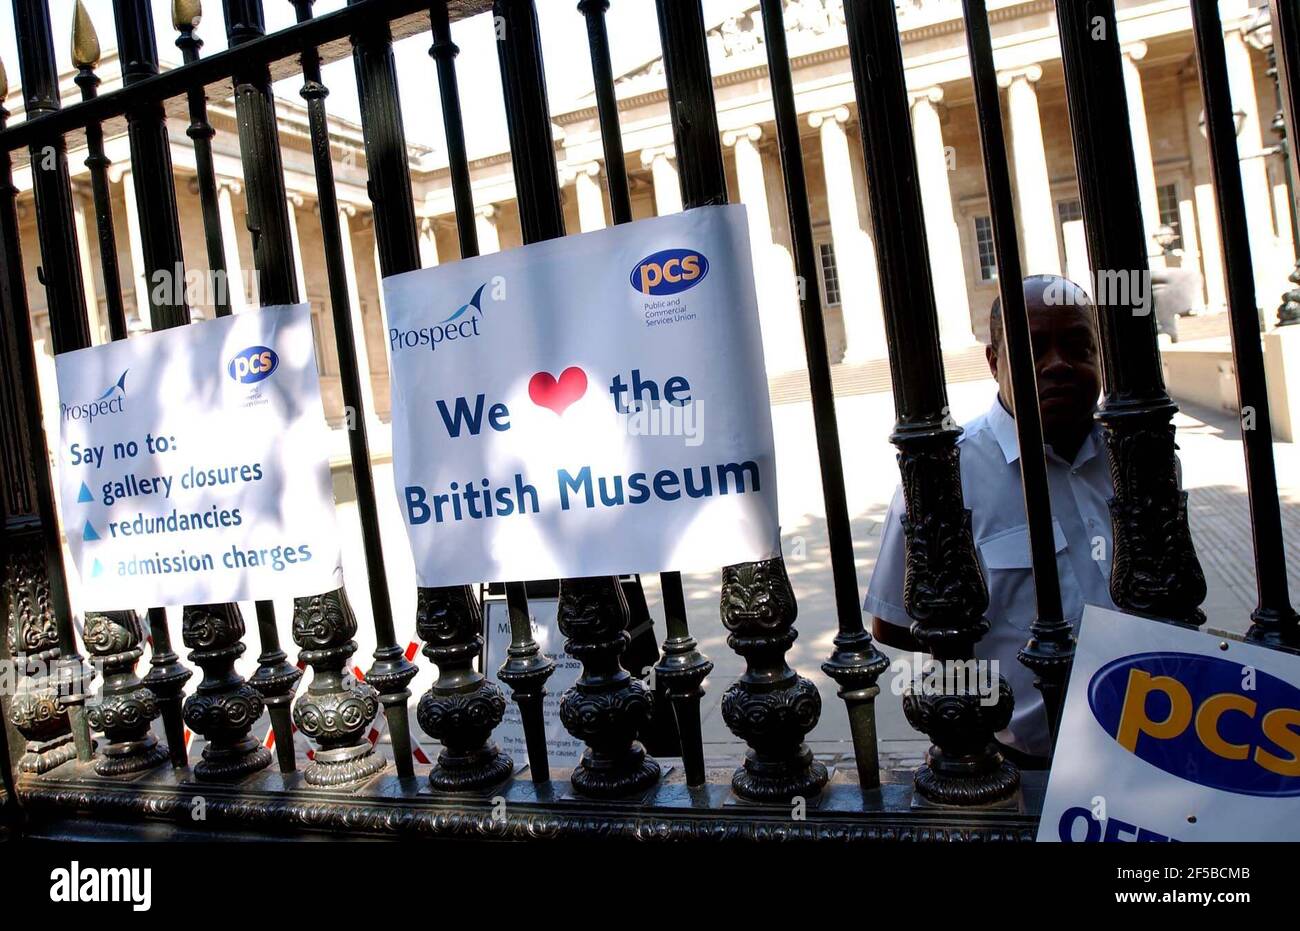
[{"x1": 0, "y1": 0, "x2": 1295, "y2": 841}]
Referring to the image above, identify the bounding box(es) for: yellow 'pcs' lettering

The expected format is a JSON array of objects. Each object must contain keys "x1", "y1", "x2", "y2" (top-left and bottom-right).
[
  {"x1": 1116, "y1": 669, "x2": 1192, "y2": 752},
  {"x1": 638, "y1": 257, "x2": 701, "y2": 293},
  {"x1": 1114, "y1": 668, "x2": 1300, "y2": 776},
  {"x1": 1255, "y1": 707, "x2": 1300, "y2": 777}
]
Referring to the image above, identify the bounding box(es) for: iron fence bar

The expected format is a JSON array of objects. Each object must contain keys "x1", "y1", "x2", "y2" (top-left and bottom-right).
[
  {"x1": 426, "y1": 0, "x2": 553, "y2": 786},
  {"x1": 175, "y1": 1, "x2": 233, "y2": 320},
  {"x1": 1270, "y1": 0, "x2": 1300, "y2": 327},
  {"x1": 960, "y1": 0, "x2": 1072, "y2": 744},
  {"x1": 65, "y1": 3, "x2": 178, "y2": 777},
  {"x1": 579, "y1": 0, "x2": 712, "y2": 790},
  {"x1": 842, "y1": 0, "x2": 1017, "y2": 805},
  {"x1": 428, "y1": 2, "x2": 478, "y2": 258},
  {"x1": 577, "y1": 0, "x2": 631, "y2": 226},
  {"x1": 0, "y1": 0, "x2": 493, "y2": 156},
  {"x1": 70, "y1": 8, "x2": 129, "y2": 341},
  {"x1": 111, "y1": 0, "x2": 276, "y2": 780},
  {"x1": 222, "y1": 0, "x2": 323, "y2": 777},
  {"x1": 0, "y1": 64, "x2": 85, "y2": 777},
  {"x1": 496, "y1": 0, "x2": 660, "y2": 798},
  {"x1": 655, "y1": 0, "x2": 828, "y2": 804},
  {"x1": 1189, "y1": 1, "x2": 1299, "y2": 650},
  {"x1": 756, "y1": 0, "x2": 888, "y2": 791},
  {"x1": 288, "y1": 0, "x2": 413, "y2": 786},
  {"x1": 1053, "y1": 0, "x2": 1207, "y2": 629},
  {"x1": 12, "y1": 0, "x2": 98, "y2": 766},
  {"x1": 351, "y1": 0, "x2": 501, "y2": 785}
]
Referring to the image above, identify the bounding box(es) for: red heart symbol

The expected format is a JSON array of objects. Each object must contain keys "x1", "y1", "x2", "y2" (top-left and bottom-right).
[{"x1": 528, "y1": 366, "x2": 588, "y2": 416}]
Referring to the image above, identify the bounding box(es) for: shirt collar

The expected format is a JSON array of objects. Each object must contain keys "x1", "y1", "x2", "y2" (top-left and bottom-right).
[{"x1": 985, "y1": 395, "x2": 1101, "y2": 469}]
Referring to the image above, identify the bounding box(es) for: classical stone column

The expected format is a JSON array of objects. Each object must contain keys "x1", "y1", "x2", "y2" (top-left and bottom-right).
[
  {"x1": 70, "y1": 184, "x2": 105, "y2": 342},
  {"x1": 285, "y1": 192, "x2": 310, "y2": 303},
  {"x1": 336, "y1": 203, "x2": 381, "y2": 427},
  {"x1": 723, "y1": 125, "x2": 805, "y2": 373},
  {"x1": 1120, "y1": 42, "x2": 1165, "y2": 267},
  {"x1": 1224, "y1": 25, "x2": 1282, "y2": 312},
  {"x1": 640, "y1": 145, "x2": 683, "y2": 215},
  {"x1": 998, "y1": 65, "x2": 1062, "y2": 277},
  {"x1": 809, "y1": 107, "x2": 885, "y2": 361},
  {"x1": 216, "y1": 178, "x2": 248, "y2": 312},
  {"x1": 418, "y1": 216, "x2": 441, "y2": 267},
  {"x1": 909, "y1": 86, "x2": 975, "y2": 346},
  {"x1": 570, "y1": 161, "x2": 607, "y2": 232},
  {"x1": 474, "y1": 203, "x2": 501, "y2": 254},
  {"x1": 117, "y1": 167, "x2": 152, "y2": 325}
]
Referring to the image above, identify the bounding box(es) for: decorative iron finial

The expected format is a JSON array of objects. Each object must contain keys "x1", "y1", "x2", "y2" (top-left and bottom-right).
[
  {"x1": 71, "y1": 0, "x2": 101, "y2": 70},
  {"x1": 173, "y1": 0, "x2": 202, "y2": 31}
]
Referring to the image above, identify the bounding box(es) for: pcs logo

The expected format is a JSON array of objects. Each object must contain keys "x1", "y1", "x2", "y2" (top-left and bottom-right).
[
  {"x1": 1089, "y1": 651, "x2": 1300, "y2": 797},
  {"x1": 630, "y1": 248, "x2": 708, "y2": 295},
  {"x1": 228, "y1": 346, "x2": 279, "y2": 384}
]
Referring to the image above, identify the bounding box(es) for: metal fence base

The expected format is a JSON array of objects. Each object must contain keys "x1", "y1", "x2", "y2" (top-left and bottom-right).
[{"x1": 14, "y1": 758, "x2": 1043, "y2": 842}]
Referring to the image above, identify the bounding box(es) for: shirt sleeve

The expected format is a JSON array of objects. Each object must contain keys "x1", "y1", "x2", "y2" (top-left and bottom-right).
[{"x1": 863, "y1": 485, "x2": 911, "y2": 628}]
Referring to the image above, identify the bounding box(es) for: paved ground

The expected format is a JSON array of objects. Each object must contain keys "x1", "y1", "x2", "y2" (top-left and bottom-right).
[{"x1": 136, "y1": 312, "x2": 1300, "y2": 771}]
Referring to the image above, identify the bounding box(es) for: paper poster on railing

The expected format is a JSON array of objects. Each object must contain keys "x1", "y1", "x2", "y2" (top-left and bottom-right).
[
  {"x1": 1038, "y1": 605, "x2": 1300, "y2": 842},
  {"x1": 385, "y1": 204, "x2": 781, "y2": 586},
  {"x1": 54, "y1": 304, "x2": 344, "y2": 610}
]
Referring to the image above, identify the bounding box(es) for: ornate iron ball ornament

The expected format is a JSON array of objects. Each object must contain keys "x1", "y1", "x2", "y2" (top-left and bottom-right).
[
  {"x1": 720, "y1": 558, "x2": 829, "y2": 802},
  {"x1": 83, "y1": 609, "x2": 168, "y2": 776},
  {"x1": 181, "y1": 603, "x2": 271, "y2": 780},
  {"x1": 415, "y1": 585, "x2": 513, "y2": 791},
  {"x1": 292, "y1": 591, "x2": 384, "y2": 787},
  {"x1": 4, "y1": 547, "x2": 78, "y2": 774},
  {"x1": 557, "y1": 576, "x2": 660, "y2": 797}
]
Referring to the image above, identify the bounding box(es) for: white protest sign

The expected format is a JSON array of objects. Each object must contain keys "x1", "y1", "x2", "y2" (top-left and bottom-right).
[
  {"x1": 482, "y1": 597, "x2": 585, "y2": 770},
  {"x1": 55, "y1": 304, "x2": 343, "y2": 610},
  {"x1": 385, "y1": 205, "x2": 781, "y2": 587},
  {"x1": 1039, "y1": 605, "x2": 1300, "y2": 842}
]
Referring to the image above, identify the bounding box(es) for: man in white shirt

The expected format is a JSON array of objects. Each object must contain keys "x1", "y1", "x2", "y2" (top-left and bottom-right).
[{"x1": 864, "y1": 275, "x2": 1116, "y2": 768}]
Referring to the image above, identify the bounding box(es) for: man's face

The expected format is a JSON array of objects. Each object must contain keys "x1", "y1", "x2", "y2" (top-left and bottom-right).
[{"x1": 987, "y1": 290, "x2": 1102, "y2": 446}]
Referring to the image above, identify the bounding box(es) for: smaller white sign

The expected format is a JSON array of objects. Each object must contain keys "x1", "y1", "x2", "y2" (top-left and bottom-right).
[
  {"x1": 1039, "y1": 605, "x2": 1300, "y2": 842},
  {"x1": 55, "y1": 305, "x2": 344, "y2": 610},
  {"x1": 482, "y1": 597, "x2": 585, "y2": 770}
]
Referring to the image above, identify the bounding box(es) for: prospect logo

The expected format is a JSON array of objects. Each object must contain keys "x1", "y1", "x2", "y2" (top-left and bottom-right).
[
  {"x1": 60, "y1": 369, "x2": 128, "y2": 424},
  {"x1": 390, "y1": 282, "x2": 488, "y2": 353}
]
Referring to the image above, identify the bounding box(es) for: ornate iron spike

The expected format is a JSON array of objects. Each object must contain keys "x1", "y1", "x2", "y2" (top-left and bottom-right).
[
  {"x1": 71, "y1": 0, "x2": 100, "y2": 70},
  {"x1": 181, "y1": 603, "x2": 270, "y2": 779},
  {"x1": 141, "y1": 608, "x2": 192, "y2": 767},
  {"x1": 291, "y1": 590, "x2": 384, "y2": 787},
  {"x1": 415, "y1": 586, "x2": 512, "y2": 791},
  {"x1": 83, "y1": 610, "x2": 167, "y2": 775},
  {"x1": 173, "y1": 0, "x2": 202, "y2": 31},
  {"x1": 719, "y1": 558, "x2": 828, "y2": 802},
  {"x1": 557, "y1": 576, "x2": 659, "y2": 797},
  {"x1": 494, "y1": 589, "x2": 556, "y2": 781}
]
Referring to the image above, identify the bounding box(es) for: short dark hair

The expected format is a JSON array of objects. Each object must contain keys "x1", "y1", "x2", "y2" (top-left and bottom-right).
[{"x1": 988, "y1": 274, "x2": 1094, "y2": 350}]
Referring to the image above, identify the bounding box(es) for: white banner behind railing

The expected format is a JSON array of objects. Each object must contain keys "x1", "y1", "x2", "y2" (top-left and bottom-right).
[{"x1": 384, "y1": 205, "x2": 781, "y2": 586}]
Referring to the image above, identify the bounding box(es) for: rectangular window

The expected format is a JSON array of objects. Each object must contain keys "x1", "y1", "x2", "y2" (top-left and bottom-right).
[
  {"x1": 818, "y1": 241, "x2": 842, "y2": 306},
  {"x1": 974, "y1": 215, "x2": 998, "y2": 282},
  {"x1": 1056, "y1": 198, "x2": 1083, "y2": 226},
  {"x1": 1156, "y1": 181, "x2": 1184, "y2": 250}
]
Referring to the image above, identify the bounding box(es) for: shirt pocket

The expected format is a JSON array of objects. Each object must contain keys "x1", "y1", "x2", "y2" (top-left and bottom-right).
[{"x1": 977, "y1": 520, "x2": 1081, "y2": 632}]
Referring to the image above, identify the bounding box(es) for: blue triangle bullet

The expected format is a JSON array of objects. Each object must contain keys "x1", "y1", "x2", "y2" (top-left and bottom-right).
[
  {"x1": 91, "y1": 559, "x2": 103, "y2": 578},
  {"x1": 77, "y1": 482, "x2": 93, "y2": 503},
  {"x1": 82, "y1": 520, "x2": 100, "y2": 542}
]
